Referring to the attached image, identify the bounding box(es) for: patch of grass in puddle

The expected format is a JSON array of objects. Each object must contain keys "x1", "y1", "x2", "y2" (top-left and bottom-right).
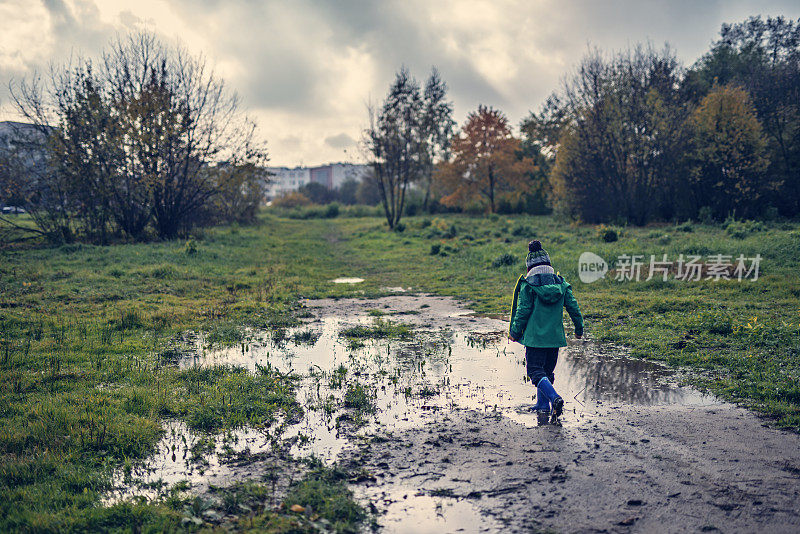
[
  {"x1": 227, "y1": 462, "x2": 368, "y2": 533},
  {"x1": 204, "y1": 321, "x2": 246, "y2": 347},
  {"x1": 417, "y1": 385, "x2": 440, "y2": 398},
  {"x1": 343, "y1": 382, "x2": 376, "y2": 414},
  {"x1": 339, "y1": 318, "x2": 413, "y2": 340},
  {"x1": 177, "y1": 364, "x2": 302, "y2": 433},
  {"x1": 328, "y1": 364, "x2": 348, "y2": 389},
  {"x1": 291, "y1": 329, "x2": 321, "y2": 346}
]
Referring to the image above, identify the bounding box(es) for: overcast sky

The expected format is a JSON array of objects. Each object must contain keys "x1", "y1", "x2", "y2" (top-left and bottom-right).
[{"x1": 1, "y1": 1, "x2": 799, "y2": 166}]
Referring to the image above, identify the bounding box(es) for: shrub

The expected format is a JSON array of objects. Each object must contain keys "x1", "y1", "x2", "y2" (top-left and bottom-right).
[
  {"x1": 698, "y1": 206, "x2": 714, "y2": 224},
  {"x1": 763, "y1": 206, "x2": 780, "y2": 221},
  {"x1": 511, "y1": 224, "x2": 531, "y2": 237},
  {"x1": 394, "y1": 222, "x2": 406, "y2": 233},
  {"x1": 463, "y1": 200, "x2": 487, "y2": 215},
  {"x1": 444, "y1": 224, "x2": 458, "y2": 238},
  {"x1": 324, "y1": 202, "x2": 340, "y2": 218},
  {"x1": 596, "y1": 224, "x2": 618, "y2": 242},
  {"x1": 430, "y1": 244, "x2": 441, "y2": 255},
  {"x1": 675, "y1": 221, "x2": 693, "y2": 232},
  {"x1": 725, "y1": 218, "x2": 765, "y2": 239},
  {"x1": 492, "y1": 253, "x2": 516, "y2": 268},
  {"x1": 184, "y1": 239, "x2": 198, "y2": 255},
  {"x1": 273, "y1": 191, "x2": 312, "y2": 208}
]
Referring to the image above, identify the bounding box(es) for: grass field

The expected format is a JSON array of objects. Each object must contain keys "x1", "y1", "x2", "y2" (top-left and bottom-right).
[{"x1": 1, "y1": 211, "x2": 799, "y2": 531}]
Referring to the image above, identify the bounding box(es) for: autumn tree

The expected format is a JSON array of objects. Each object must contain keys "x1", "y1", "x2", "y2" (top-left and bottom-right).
[
  {"x1": 542, "y1": 45, "x2": 689, "y2": 224},
  {"x1": 683, "y1": 16, "x2": 800, "y2": 214},
  {"x1": 438, "y1": 105, "x2": 533, "y2": 213},
  {"x1": 687, "y1": 85, "x2": 770, "y2": 218}
]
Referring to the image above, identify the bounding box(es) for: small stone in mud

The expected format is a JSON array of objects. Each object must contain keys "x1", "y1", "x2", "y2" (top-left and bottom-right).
[{"x1": 627, "y1": 499, "x2": 645, "y2": 506}]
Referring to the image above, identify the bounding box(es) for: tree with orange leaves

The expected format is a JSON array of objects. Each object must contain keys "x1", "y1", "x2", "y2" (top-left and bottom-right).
[{"x1": 438, "y1": 105, "x2": 534, "y2": 213}]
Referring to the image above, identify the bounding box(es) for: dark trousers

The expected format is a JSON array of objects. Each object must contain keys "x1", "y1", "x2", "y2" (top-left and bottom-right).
[{"x1": 525, "y1": 346, "x2": 559, "y2": 386}]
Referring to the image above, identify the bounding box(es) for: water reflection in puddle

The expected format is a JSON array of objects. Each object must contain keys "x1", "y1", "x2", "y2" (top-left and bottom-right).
[
  {"x1": 180, "y1": 300, "x2": 715, "y2": 444},
  {"x1": 372, "y1": 488, "x2": 495, "y2": 533},
  {"x1": 115, "y1": 296, "x2": 718, "y2": 515}
]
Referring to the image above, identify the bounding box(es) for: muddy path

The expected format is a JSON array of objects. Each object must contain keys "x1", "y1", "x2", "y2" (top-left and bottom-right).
[
  {"x1": 307, "y1": 295, "x2": 800, "y2": 533},
  {"x1": 112, "y1": 293, "x2": 800, "y2": 532}
]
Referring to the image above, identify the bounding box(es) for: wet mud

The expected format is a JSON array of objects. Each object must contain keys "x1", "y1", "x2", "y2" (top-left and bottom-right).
[{"x1": 113, "y1": 294, "x2": 800, "y2": 533}]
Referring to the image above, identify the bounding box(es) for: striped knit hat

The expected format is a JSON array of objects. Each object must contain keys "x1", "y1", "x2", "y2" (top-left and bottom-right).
[{"x1": 526, "y1": 240, "x2": 551, "y2": 269}]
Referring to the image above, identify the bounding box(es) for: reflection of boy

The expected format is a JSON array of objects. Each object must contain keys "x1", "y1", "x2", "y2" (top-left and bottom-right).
[{"x1": 508, "y1": 241, "x2": 584, "y2": 420}]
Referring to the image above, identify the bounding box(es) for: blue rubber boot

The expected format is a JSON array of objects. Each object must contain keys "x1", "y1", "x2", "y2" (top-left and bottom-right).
[
  {"x1": 534, "y1": 385, "x2": 550, "y2": 412},
  {"x1": 537, "y1": 377, "x2": 564, "y2": 418}
]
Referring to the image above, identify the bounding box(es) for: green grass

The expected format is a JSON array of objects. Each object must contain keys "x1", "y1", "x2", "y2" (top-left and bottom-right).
[
  {"x1": 0, "y1": 216, "x2": 372, "y2": 531},
  {"x1": 1, "y1": 210, "x2": 799, "y2": 531}
]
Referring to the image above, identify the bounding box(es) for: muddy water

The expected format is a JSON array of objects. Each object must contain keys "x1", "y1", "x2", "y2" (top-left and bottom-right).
[
  {"x1": 110, "y1": 295, "x2": 721, "y2": 529},
  {"x1": 181, "y1": 295, "x2": 715, "y2": 448}
]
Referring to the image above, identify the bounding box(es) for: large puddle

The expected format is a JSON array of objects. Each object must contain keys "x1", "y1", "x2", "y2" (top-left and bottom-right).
[{"x1": 109, "y1": 295, "x2": 718, "y2": 525}]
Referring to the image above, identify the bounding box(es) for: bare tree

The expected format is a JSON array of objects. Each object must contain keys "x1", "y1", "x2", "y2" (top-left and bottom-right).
[
  {"x1": 363, "y1": 67, "x2": 425, "y2": 229},
  {"x1": 8, "y1": 31, "x2": 267, "y2": 242},
  {"x1": 420, "y1": 68, "x2": 455, "y2": 210}
]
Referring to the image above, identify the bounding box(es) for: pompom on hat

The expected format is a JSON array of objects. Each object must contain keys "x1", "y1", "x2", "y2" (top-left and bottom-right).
[{"x1": 526, "y1": 240, "x2": 551, "y2": 270}]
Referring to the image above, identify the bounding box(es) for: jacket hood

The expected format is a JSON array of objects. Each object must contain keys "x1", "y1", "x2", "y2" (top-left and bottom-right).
[{"x1": 525, "y1": 272, "x2": 566, "y2": 304}]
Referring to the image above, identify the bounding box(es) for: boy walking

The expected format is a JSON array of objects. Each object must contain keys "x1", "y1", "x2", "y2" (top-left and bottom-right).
[{"x1": 509, "y1": 240, "x2": 584, "y2": 421}]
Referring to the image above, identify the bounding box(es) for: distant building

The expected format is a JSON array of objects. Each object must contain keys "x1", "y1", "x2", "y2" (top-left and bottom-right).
[
  {"x1": 0, "y1": 121, "x2": 52, "y2": 206},
  {"x1": 265, "y1": 162, "x2": 370, "y2": 200},
  {"x1": 0, "y1": 121, "x2": 51, "y2": 166}
]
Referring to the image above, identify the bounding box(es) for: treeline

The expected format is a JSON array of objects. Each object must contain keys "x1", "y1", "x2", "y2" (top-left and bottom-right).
[
  {"x1": 364, "y1": 16, "x2": 799, "y2": 227},
  {"x1": 0, "y1": 33, "x2": 266, "y2": 244},
  {"x1": 538, "y1": 15, "x2": 799, "y2": 224}
]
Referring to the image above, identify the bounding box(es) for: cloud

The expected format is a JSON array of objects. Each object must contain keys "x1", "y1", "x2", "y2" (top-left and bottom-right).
[
  {"x1": 2, "y1": 0, "x2": 800, "y2": 165},
  {"x1": 325, "y1": 132, "x2": 356, "y2": 149}
]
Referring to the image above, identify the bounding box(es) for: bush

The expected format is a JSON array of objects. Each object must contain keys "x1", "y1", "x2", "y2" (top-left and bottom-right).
[
  {"x1": 698, "y1": 206, "x2": 714, "y2": 224},
  {"x1": 763, "y1": 206, "x2": 780, "y2": 221},
  {"x1": 463, "y1": 200, "x2": 487, "y2": 215},
  {"x1": 340, "y1": 204, "x2": 382, "y2": 218},
  {"x1": 444, "y1": 224, "x2": 458, "y2": 239},
  {"x1": 725, "y1": 218, "x2": 765, "y2": 239},
  {"x1": 511, "y1": 224, "x2": 531, "y2": 237},
  {"x1": 492, "y1": 253, "x2": 516, "y2": 268},
  {"x1": 430, "y1": 244, "x2": 441, "y2": 255},
  {"x1": 273, "y1": 191, "x2": 312, "y2": 208},
  {"x1": 596, "y1": 224, "x2": 618, "y2": 242},
  {"x1": 394, "y1": 222, "x2": 406, "y2": 233},
  {"x1": 184, "y1": 239, "x2": 198, "y2": 255},
  {"x1": 324, "y1": 202, "x2": 340, "y2": 218}
]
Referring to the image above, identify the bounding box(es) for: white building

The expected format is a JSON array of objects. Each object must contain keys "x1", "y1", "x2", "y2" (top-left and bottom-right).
[
  {"x1": 265, "y1": 163, "x2": 370, "y2": 200},
  {"x1": 264, "y1": 166, "x2": 311, "y2": 199}
]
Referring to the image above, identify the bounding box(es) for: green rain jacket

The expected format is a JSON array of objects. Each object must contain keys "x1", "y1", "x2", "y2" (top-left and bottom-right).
[{"x1": 509, "y1": 272, "x2": 584, "y2": 348}]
